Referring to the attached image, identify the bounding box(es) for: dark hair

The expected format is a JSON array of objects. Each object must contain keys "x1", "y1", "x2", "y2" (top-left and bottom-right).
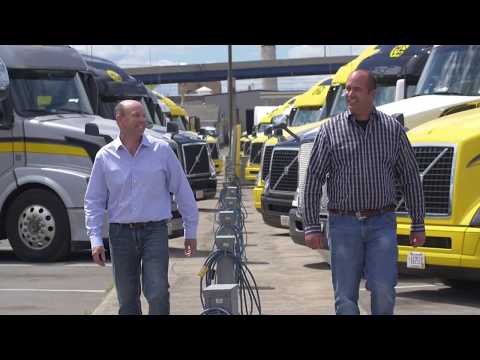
[{"x1": 366, "y1": 71, "x2": 377, "y2": 91}]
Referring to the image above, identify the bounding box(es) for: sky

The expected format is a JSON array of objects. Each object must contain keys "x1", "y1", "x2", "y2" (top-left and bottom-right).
[{"x1": 71, "y1": 45, "x2": 369, "y2": 95}]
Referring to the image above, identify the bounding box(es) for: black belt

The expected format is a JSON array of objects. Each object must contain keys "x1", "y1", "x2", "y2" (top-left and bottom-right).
[
  {"x1": 328, "y1": 205, "x2": 396, "y2": 220},
  {"x1": 111, "y1": 221, "x2": 165, "y2": 230}
]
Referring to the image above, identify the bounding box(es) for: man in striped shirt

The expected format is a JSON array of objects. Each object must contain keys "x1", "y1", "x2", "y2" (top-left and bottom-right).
[{"x1": 303, "y1": 69, "x2": 425, "y2": 315}]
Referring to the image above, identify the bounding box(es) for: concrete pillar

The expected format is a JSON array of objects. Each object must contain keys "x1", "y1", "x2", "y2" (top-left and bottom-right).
[{"x1": 261, "y1": 45, "x2": 278, "y2": 91}]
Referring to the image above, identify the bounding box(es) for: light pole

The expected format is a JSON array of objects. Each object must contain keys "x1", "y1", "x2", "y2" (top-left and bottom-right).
[{"x1": 227, "y1": 45, "x2": 235, "y2": 178}]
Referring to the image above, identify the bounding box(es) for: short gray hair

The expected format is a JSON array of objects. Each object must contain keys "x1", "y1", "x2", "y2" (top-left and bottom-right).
[{"x1": 114, "y1": 102, "x2": 126, "y2": 119}]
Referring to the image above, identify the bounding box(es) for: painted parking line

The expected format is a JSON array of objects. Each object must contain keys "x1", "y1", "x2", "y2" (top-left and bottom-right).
[
  {"x1": 64, "y1": 264, "x2": 112, "y2": 267},
  {"x1": 0, "y1": 289, "x2": 106, "y2": 293},
  {"x1": 0, "y1": 263, "x2": 111, "y2": 267},
  {"x1": 360, "y1": 283, "x2": 444, "y2": 291},
  {"x1": 0, "y1": 264, "x2": 33, "y2": 267}
]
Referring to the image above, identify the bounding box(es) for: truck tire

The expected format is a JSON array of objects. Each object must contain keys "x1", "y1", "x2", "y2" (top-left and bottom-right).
[{"x1": 6, "y1": 189, "x2": 71, "y2": 262}]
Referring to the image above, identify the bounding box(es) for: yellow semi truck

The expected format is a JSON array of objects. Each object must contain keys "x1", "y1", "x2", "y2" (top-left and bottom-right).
[
  {"x1": 244, "y1": 101, "x2": 295, "y2": 181},
  {"x1": 395, "y1": 108, "x2": 480, "y2": 286},
  {"x1": 252, "y1": 77, "x2": 331, "y2": 212}
]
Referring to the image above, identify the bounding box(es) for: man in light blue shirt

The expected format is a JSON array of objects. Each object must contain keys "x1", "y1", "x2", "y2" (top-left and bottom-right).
[{"x1": 84, "y1": 99, "x2": 198, "y2": 315}]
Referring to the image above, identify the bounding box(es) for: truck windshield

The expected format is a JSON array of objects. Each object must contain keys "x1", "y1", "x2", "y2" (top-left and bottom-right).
[
  {"x1": 171, "y1": 116, "x2": 187, "y2": 131},
  {"x1": 10, "y1": 70, "x2": 93, "y2": 116},
  {"x1": 257, "y1": 123, "x2": 271, "y2": 133},
  {"x1": 415, "y1": 45, "x2": 480, "y2": 96},
  {"x1": 272, "y1": 114, "x2": 288, "y2": 126},
  {"x1": 291, "y1": 107, "x2": 322, "y2": 127},
  {"x1": 328, "y1": 83, "x2": 408, "y2": 117}
]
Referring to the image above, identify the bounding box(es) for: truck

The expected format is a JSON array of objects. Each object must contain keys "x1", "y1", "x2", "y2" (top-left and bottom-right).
[
  {"x1": 293, "y1": 45, "x2": 480, "y2": 269},
  {"x1": 251, "y1": 79, "x2": 331, "y2": 209},
  {"x1": 0, "y1": 45, "x2": 166, "y2": 261},
  {"x1": 244, "y1": 98, "x2": 297, "y2": 181},
  {"x1": 258, "y1": 79, "x2": 332, "y2": 227},
  {"x1": 155, "y1": 92, "x2": 223, "y2": 175},
  {"x1": 393, "y1": 108, "x2": 480, "y2": 286}
]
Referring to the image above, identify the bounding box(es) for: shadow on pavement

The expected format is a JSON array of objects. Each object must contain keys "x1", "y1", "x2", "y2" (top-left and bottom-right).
[
  {"x1": 273, "y1": 232, "x2": 290, "y2": 237},
  {"x1": 396, "y1": 286, "x2": 480, "y2": 309},
  {"x1": 198, "y1": 208, "x2": 218, "y2": 213},
  {"x1": 246, "y1": 260, "x2": 270, "y2": 265},
  {"x1": 0, "y1": 249, "x2": 99, "y2": 264},
  {"x1": 304, "y1": 262, "x2": 331, "y2": 270}
]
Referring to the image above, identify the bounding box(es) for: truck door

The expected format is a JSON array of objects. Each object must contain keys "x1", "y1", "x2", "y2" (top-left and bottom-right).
[{"x1": 0, "y1": 58, "x2": 16, "y2": 195}]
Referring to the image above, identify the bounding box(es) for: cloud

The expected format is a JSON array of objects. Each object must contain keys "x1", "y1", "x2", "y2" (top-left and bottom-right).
[
  {"x1": 288, "y1": 45, "x2": 370, "y2": 58},
  {"x1": 71, "y1": 45, "x2": 188, "y2": 67}
]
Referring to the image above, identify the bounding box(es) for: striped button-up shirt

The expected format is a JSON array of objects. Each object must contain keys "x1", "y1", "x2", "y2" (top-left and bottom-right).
[
  {"x1": 84, "y1": 134, "x2": 199, "y2": 248},
  {"x1": 303, "y1": 108, "x2": 424, "y2": 235}
]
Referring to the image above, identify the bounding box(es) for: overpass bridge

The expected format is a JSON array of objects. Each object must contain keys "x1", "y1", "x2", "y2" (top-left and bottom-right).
[{"x1": 125, "y1": 56, "x2": 356, "y2": 84}]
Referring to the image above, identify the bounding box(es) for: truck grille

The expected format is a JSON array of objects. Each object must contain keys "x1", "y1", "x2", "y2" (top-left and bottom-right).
[
  {"x1": 249, "y1": 142, "x2": 263, "y2": 164},
  {"x1": 182, "y1": 143, "x2": 211, "y2": 177},
  {"x1": 269, "y1": 148, "x2": 299, "y2": 193},
  {"x1": 261, "y1": 145, "x2": 274, "y2": 181},
  {"x1": 244, "y1": 142, "x2": 251, "y2": 155},
  {"x1": 208, "y1": 143, "x2": 219, "y2": 159},
  {"x1": 395, "y1": 146, "x2": 454, "y2": 216},
  {"x1": 297, "y1": 140, "x2": 328, "y2": 215}
]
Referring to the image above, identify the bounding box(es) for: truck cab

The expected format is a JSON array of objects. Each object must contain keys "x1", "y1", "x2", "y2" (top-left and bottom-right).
[
  {"x1": 150, "y1": 91, "x2": 217, "y2": 200},
  {"x1": 0, "y1": 45, "x2": 134, "y2": 261},
  {"x1": 259, "y1": 78, "x2": 332, "y2": 227},
  {"x1": 395, "y1": 108, "x2": 480, "y2": 284}
]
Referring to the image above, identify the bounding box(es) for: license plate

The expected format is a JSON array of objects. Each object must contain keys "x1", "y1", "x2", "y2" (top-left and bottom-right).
[
  {"x1": 195, "y1": 190, "x2": 204, "y2": 199},
  {"x1": 280, "y1": 215, "x2": 290, "y2": 227},
  {"x1": 407, "y1": 251, "x2": 425, "y2": 269}
]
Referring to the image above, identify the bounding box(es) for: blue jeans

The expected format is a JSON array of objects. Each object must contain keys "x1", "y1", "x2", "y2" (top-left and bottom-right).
[
  {"x1": 328, "y1": 211, "x2": 398, "y2": 315},
  {"x1": 108, "y1": 221, "x2": 170, "y2": 315}
]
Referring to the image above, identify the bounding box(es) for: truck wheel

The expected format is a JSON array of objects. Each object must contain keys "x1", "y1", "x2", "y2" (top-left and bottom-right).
[{"x1": 6, "y1": 189, "x2": 71, "y2": 262}]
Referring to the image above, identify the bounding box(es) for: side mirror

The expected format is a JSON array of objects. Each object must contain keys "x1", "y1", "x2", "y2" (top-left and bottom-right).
[
  {"x1": 167, "y1": 121, "x2": 179, "y2": 134},
  {"x1": 0, "y1": 57, "x2": 10, "y2": 102},
  {"x1": 395, "y1": 79, "x2": 406, "y2": 101},
  {"x1": 264, "y1": 125, "x2": 273, "y2": 136},
  {"x1": 392, "y1": 113, "x2": 405, "y2": 127},
  {"x1": 85, "y1": 123, "x2": 100, "y2": 136},
  {"x1": 274, "y1": 128, "x2": 283, "y2": 137},
  {"x1": 194, "y1": 116, "x2": 201, "y2": 132},
  {"x1": 252, "y1": 129, "x2": 257, "y2": 137}
]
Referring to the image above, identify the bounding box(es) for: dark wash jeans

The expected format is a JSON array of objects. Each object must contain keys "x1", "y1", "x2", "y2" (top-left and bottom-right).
[
  {"x1": 109, "y1": 221, "x2": 170, "y2": 315},
  {"x1": 328, "y1": 211, "x2": 398, "y2": 315}
]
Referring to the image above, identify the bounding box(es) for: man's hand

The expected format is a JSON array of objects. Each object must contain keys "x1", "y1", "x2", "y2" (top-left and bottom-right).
[
  {"x1": 410, "y1": 231, "x2": 426, "y2": 247},
  {"x1": 92, "y1": 245, "x2": 106, "y2": 267},
  {"x1": 305, "y1": 233, "x2": 328, "y2": 250},
  {"x1": 185, "y1": 239, "x2": 197, "y2": 257}
]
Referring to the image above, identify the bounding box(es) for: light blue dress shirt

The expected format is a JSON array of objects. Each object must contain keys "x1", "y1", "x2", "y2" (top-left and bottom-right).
[{"x1": 84, "y1": 134, "x2": 199, "y2": 248}]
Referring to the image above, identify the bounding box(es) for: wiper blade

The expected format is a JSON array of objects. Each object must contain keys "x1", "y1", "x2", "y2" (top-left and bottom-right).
[
  {"x1": 22, "y1": 108, "x2": 52, "y2": 115},
  {"x1": 430, "y1": 91, "x2": 464, "y2": 96},
  {"x1": 54, "y1": 108, "x2": 92, "y2": 115}
]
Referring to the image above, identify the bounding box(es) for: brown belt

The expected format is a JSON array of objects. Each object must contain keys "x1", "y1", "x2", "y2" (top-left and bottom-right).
[{"x1": 328, "y1": 205, "x2": 396, "y2": 220}]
